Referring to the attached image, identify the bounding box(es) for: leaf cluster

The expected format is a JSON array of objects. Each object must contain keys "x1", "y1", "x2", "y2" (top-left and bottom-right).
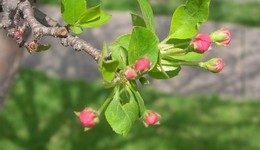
[{"x1": 61, "y1": 0, "x2": 211, "y2": 135}]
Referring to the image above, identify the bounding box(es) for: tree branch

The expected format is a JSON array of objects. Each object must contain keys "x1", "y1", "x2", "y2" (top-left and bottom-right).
[{"x1": 0, "y1": 0, "x2": 102, "y2": 61}]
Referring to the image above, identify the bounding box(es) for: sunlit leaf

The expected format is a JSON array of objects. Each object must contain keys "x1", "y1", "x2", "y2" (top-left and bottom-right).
[
  {"x1": 110, "y1": 34, "x2": 131, "y2": 70},
  {"x1": 166, "y1": 0, "x2": 210, "y2": 40},
  {"x1": 61, "y1": 0, "x2": 86, "y2": 24},
  {"x1": 137, "y1": 0, "x2": 156, "y2": 32},
  {"x1": 128, "y1": 27, "x2": 159, "y2": 69},
  {"x1": 105, "y1": 88, "x2": 139, "y2": 136}
]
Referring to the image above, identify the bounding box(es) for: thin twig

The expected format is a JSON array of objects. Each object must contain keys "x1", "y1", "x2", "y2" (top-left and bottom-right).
[{"x1": 0, "y1": 0, "x2": 102, "y2": 61}]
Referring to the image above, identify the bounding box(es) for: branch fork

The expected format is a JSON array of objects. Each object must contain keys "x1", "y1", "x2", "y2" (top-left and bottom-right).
[{"x1": 0, "y1": 0, "x2": 102, "y2": 61}]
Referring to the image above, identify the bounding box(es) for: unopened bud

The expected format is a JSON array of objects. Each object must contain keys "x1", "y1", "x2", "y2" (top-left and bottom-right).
[
  {"x1": 193, "y1": 33, "x2": 212, "y2": 53},
  {"x1": 210, "y1": 28, "x2": 231, "y2": 46},
  {"x1": 13, "y1": 28, "x2": 25, "y2": 40},
  {"x1": 143, "y1": 111, "x2": 160, "y2": 127},
  {"x1": 135, "y1": 58, "x2": 151, "y2": 72},
  {"x1": 199, "y1": 58, "x2": 224, "y2": 73},
  {"x1": 77, "y1": 108, "x2": 98, "y2": 128},
  {"x1": 26, "y1": 40, "x2": 38, "y2": 54},
  {"x1": 125, "y1": 67, "x2": 136, "y2": 79}
]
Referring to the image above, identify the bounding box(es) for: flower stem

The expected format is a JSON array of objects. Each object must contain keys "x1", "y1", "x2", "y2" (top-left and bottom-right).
[
  {"x1": 97, "y1": 85, "x2": 120, "y2": 114},
  {"x1": 160, "y1": 37, "x2": 171, "y2": 44},
  {"x1": 180, "y1": 62, "x2": 200, "y2": 67},
  {"x1": 127, "y1": 81, "x2": 146, "y2": 117},
  {"x1": 162, "y1": 48, "x2": 187, "y2": 55},
  {"x1": 161, "y1": 60, "x2": 200, "y2": 67}
]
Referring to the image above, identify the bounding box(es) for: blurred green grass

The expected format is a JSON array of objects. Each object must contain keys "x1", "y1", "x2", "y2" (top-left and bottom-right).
[
  {"x1": 1, "y1": 69, "x2": 260, "y2": 150},
  {"x1": 39, "y1": 0, "x2": 260, "y2": 26}
]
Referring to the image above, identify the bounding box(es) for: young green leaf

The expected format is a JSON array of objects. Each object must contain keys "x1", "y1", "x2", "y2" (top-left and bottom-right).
[
  {"x1": 69, "y1": 25, "x2": 83, "y2": 34},
  {"x1": 130, "y1": 13, "x2": 146, "y2": 28},
  {"x1": 128, "y1": 27, "x2": 159, "y2": 70},
  {"x1": 77, "y1": 5, "x2": 101, "y2": 24},
  {"x1": 37, "y1": 44, "x2": 51, "y2": 52},
  {"x1": 165, "y1": 0, "x2": 210, "y2": 40},
  {"x1": 61, "y1": 0, "x2": 87, "y2": 25},
  {"x1": 137, "y1": 0, "x2": 156, "y2": 33},
  {"x1": 81, "y1": 10, "x2": 111, "y2": 28},
  {"x1": 100, "y1": 60, "x2": 119, "y2": 82},
  {"x1": 105, "y1": 88, "x2": 139, "y2": 136},
  {"x1": 168, "y1": 52, "x2": 204, "y2": 62},
  {"x1": 127, "y1": 81, "x2": 146, "y2": 117},
  {"x1": 139, "y1": 77, "x2": 150, "y2": 85},
  {"x1": 98, "y1": 43, "x2": 119, "y2": 82},
  {"x1": 111, "y1": 33, "x2": 131, "y2": 50},
  {"x1": 110, "y1": 34, "x2": 131, "y2": 70}
]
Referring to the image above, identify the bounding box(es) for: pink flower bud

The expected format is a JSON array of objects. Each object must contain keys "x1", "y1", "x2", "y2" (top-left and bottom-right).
[
  {"x1": 200, "y1": 58, "x2": 224, "y2": 73},
  {"x1": 13, "y1": 28, "x2": 25, "y2": 40},
  {"x1": 79, "y1": 108, "x2": 97, "y2": 128},
  {"x1": 125, "y1": 67, "x2": 136, "y2": 79},
  {"x1": 210, "y1": 28, "x2": 231, "y2": 46},
  {"x1": 144, "y1": 111, "x2": 160, "y2": 126},
  {"x1": 135, "y1": 58, "x2": 150, "y2": 72},
  {"x1": 193, "y1": 33, "x2": 212, "y2": 53}
]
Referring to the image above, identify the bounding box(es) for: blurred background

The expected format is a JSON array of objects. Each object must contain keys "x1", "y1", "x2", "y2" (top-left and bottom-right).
[{"x1": 1, "y1": 0, "x2": 260, "y2": 149}]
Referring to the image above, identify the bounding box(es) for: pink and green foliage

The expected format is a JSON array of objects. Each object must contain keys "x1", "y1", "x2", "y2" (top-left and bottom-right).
[{"x1": 61, "y1": 0, "x2": 231, "y2": 135}]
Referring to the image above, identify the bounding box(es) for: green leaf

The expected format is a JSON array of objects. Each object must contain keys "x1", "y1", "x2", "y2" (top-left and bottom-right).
[
  {"x1": 137, "y1": 0, "x2": 156, "y2": 33},
  {"x1": 36, "y1": 44, "x2": 51, "y2": 51},
  {"x1": 61, "y1": 0, "x2": 87, "y2": 25},
  {"x1": 130, "y1": 13, "x2": 146, "y2": 28},
  {"x1": 111, "y1": 34, "x2": 131, "y2": 50},
  {"x1": 77, "y1": 5, "x2": 101, "y2": 24},
  {"x1": 128, "y1": 27, "x2": 159, "y2": 69},
  {"x1": 102, "y1": 42, "x2": 108, "y2": 57},
  {"x1": 99, "y1": 43, "x2": 119, "y2": 82},
  {"x1": 139, "y1": 77, "x2": 150, "y2": 85},
  {"x1": 166, "y1": 0, "x2": 210, "y2": 40},
  {"x1": 110, "y1": 34, "x2": 131, "y2": 70},
  {"x1": 81, "y1": 10, "x2": 111, "y2": 28},
  {"x1": 69, "y1": 25, "x2": 83, "y2": 34},
  {"x1": 127, "y1": 81, "x2": 146, "y2": 117},
  {"x1": 100, "y1": 60, "x2": 119, "y2": 82},
  {"x1": 169, "y1": 51, "x2": 204, "y2": 62},
  {"x1": 149, "y1": 64, "x2": 181, "y2": 79},
  {"x1": 105, "y1": 88, "x2": 139, "y2": 136},
  {"x1": 103, "y1": 80, "x2": 117, "y2": 88}
]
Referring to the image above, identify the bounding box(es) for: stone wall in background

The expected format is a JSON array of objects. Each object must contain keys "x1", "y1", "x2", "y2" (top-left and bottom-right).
[{"x1": 20, "y1": 6, "x2": 260, "y2": 98}]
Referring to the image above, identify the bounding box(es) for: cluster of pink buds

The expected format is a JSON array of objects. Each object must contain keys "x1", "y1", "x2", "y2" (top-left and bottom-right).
[
  {"x1": 75, "y1": 108, "x2": 98, "y2": 130},
  {"x1": 124, "y1": 58, "x2": 151, "y2": 80},
  {"x1": 192, "y1": 29, "x2": 230, "y2": 73},
  {"x1": 192, "y1": 28, "x2": 231, "y2": 53},
  {"x1": 143, "y1": 111, "x2": 160, "y2": 127}
]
